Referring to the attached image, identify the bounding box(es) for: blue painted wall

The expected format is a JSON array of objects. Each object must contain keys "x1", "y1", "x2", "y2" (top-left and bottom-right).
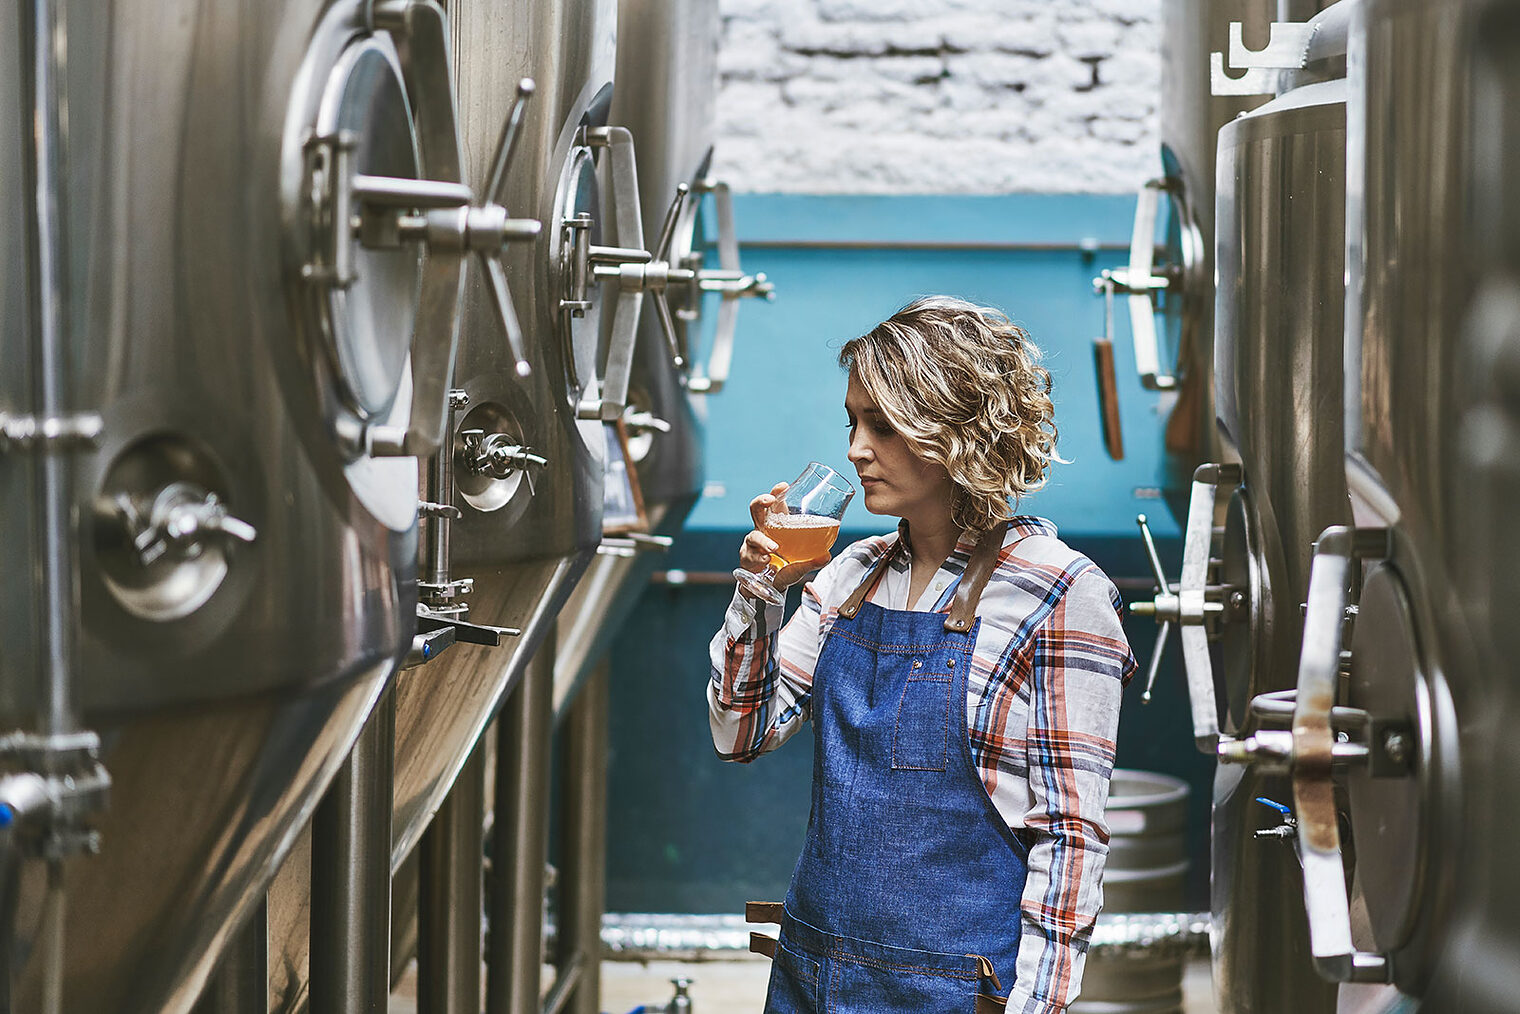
[
  {"x1": 686, "y1": 194, "x2": 1182, "y2": 541},
  {"x1": 604, "y1": 194, "x2": 1210, "y2": 916}
]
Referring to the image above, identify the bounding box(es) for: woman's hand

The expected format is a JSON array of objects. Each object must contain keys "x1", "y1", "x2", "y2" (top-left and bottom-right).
[{"x1": 736, "y1": 482, "x2": 833, "y2": 599}]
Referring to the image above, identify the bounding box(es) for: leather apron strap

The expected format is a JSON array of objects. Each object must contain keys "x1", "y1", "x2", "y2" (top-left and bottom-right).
[
  {"x1": 836, "y1": 522, "x2": 1009, "y2": 628},
  {"x1": 944, "y1": 521, "x2": 1009, "y2": 632}
]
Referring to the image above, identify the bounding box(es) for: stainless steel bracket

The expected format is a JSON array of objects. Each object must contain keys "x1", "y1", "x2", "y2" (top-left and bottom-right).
[{"x1": 1211, "y1": 6, "x2": 1352, "y2": 96}]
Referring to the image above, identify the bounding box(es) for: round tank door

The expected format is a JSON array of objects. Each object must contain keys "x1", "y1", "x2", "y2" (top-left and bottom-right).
[
  {"x1": 307, "y1": 36, "x2": 422, "y2": 425},
  {"x1": 283, "y1": 2, "x2": 538, "y2": 530}
]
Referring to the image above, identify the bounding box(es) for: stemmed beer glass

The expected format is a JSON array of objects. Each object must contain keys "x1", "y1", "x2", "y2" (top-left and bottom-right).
[{"x1": 733, "y1": 462, "x2": 855, "y2": 606}]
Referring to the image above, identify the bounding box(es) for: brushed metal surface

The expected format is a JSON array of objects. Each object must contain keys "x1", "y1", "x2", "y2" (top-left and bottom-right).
[
  {"x1": 0, "y1": 1, "x2": 414, "y2": 1010},
  {"x1": 548, "y1": 0, "x2": 719, "y2": 707},
  {"x1": 1429, "y1": 1, "x2": 1520, "y2": 1008},
  {"x1": 1339, "y1": 0, "x2": 1478, "y2": 998},
  {"x1": 1211, "y1": 79, "x2": 1349, "y2": 1014}
]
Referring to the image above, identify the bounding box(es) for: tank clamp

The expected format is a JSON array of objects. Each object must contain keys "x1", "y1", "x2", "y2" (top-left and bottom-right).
[{"x1": 0, "y1": 412, "x2": 103, "y2": 455}]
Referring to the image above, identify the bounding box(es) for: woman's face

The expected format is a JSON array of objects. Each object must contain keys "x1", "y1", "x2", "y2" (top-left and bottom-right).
[{"x1": 844, "y1": 371, "x2": 955, "y2": 522}]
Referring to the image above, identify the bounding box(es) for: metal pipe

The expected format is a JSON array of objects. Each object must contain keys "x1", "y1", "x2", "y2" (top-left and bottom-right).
[
  {"x1": 485, "y1": 636, "x2": 555, "y2": 1014},
  {"x1": 311, "y1": 686, "x2": 395, "y2": 1014},
  {"x1": 424, "y1": 393, "x2": 465, "y2": 591},
  {"x1": 17, "y1": 2, "x2": 84, "y2": 1008},
  {"x1": 20, "y1": 0, "x2": 77, "y2": 748},
  {"x1": 539, "y1": 955, "x2": 583, "y2": 1014},
  {"x1": 556, "y1": 661, "x2": 609, "y2": 1014},
  {"x1": 418, "y1": 738, "x2": 485, "y2": 1014},
  {"x1": 191, "y1": 898, "x2": 269, "y2": 1014}
]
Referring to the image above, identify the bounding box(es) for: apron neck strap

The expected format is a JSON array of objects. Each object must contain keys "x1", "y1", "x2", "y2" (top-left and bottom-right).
[
  {"x1": 835, "y1": 522, "x2": 1010, "y2": 626},
  {"x1": 943, "y1": 521, "x2": 1008, "y2": 632},
  {"x1": 837, "y1": 542, "x2": 896, "y2": 620}
]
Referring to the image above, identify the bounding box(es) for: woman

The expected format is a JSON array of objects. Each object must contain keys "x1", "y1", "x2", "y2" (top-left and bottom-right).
[{"x1": 708, "y1": 296, "x2": 1137, "y2": 1013}]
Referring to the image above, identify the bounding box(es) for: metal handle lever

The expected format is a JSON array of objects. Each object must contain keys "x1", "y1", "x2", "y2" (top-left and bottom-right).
[
  {"x1": 459, "y1": 429, "x2": 548, "y2": 491},
  {"x1": 686, "y1": 178, "x2": 773, "y2": 395},
  {"x1": 650, "y1": 184, "x2": 693, "y2": 369},
  {"x1": 357, "y1": 83, "x2": 540, "y2": 383},
  {"x1": 1221, "y1": 526, "x2": 1395, "y2": 984},
  {"x1": 1128, "y1": 463, "x2": 1237, "y2": 751},
  {"x1": 623, "y1": 410, "x2": 671, "y2": 435},
  {"x1": 581, "y1": 125, "x2": 647, "y2": 421},
  {"x1": 120, "y1": 483, "x2": 257, "y2": 566}
]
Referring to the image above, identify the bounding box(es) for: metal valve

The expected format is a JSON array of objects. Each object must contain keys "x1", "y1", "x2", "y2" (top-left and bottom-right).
[
  {"x1": 1254, "y1": 797, "x2": 1298, "y2": 841},
  {"x1": 666, "y1": 976, "x2": 694, "y2": 1014},
  {"x1": 622, "y1": 409, "x2": 672, "y2": 436},
  {"x1": 116, "y1": 482, "x2": 257, "y2": 567},
  {"x1": 459, "y1": 429, "x2": 548, "y2": 490}
]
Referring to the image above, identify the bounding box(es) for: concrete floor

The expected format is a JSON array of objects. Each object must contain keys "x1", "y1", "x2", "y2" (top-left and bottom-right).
[{"x1": 391, "y1": 954, "x2": 1218, "y2": 1013}]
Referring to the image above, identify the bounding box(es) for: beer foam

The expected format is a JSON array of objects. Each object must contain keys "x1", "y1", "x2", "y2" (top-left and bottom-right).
[{"x1": 765, "y1": 513, "x2": 837, "y2": 529}]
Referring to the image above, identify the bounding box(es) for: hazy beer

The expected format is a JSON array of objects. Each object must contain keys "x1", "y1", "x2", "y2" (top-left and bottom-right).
[
  {"x1": 734, "y1": 462, "x2": 854, "y2": 606},
  {"x1": 763, "y1": 512, "x2": 841, "y2": 570}
]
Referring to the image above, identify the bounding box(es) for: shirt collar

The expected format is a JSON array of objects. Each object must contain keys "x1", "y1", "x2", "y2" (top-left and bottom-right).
[{"x1": 895, "y1": 514, "x2": 1056, "y2": 558}]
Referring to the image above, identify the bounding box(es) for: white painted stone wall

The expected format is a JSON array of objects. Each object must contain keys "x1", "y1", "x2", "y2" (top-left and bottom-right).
[{"x1": 713, "y1": 0, "x2": 1161, "y2": 194}]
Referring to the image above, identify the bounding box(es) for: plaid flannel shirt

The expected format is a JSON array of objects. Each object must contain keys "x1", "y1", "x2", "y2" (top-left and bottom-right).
[{"x1": 708, "y1": 516, "x2": 1137, "y2": 1013}]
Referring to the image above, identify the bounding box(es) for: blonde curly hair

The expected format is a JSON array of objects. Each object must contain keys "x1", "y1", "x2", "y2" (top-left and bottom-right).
[{"x1": 838, "y1": 296, "x2": 1061, "y2": 533}]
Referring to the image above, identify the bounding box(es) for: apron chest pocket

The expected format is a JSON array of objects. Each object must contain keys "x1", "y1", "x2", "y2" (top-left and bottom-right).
[{"x1": 892, "y1": 674, "x2": 951, "y2": 771}]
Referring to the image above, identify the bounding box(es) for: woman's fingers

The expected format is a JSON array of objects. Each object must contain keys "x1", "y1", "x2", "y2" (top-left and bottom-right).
[
  {"x1": 738, "y1": 529, "x2": 779, "y2": 573},
  {"x1": 747, "y1": 482, "x2": 789, "y2": 528}
]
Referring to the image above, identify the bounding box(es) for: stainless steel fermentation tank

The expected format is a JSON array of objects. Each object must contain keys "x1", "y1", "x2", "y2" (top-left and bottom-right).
[
  {"x1": 1160, "y1": 0, "x2": 1500, "y2": 1010},
  {"x1": 0, "y1": 0, "x2": 499, "y2": 1007},
  {"x1": 1208, "y1": 75, "x2": 1348, "y2": 1014},
  {"x1": 265, "y1": 0, "x2": 627, "y2": 1008},
  {"x1": 1430, "y1": 0, "x2": 1520, "y2": 1008},
  {"x1": 1219, "y1": 0, "x2": 1475, "y2": 1006},
  {"x1": 1133, "y1": 4, "x2": 1360, "y2": 1013}
]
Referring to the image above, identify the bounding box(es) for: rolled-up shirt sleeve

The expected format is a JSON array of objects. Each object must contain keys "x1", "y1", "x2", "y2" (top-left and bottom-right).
[
  {"x1": 708, "y1": 568, "x2": 835, "y2": 762},
  {"x1": 1009, "y1": 571, "x2": 1136, "y2": 1013}
]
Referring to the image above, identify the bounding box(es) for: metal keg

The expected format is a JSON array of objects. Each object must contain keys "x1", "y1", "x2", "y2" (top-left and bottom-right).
[{"x1": 1073, "y1": 771, "x2": 1190, "y2": 1014}]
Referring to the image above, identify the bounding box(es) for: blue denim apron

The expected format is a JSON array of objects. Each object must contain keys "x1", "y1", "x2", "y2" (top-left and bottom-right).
[{"x1": 754, "y1": 524, "x2": 1027, "y2": 1013}]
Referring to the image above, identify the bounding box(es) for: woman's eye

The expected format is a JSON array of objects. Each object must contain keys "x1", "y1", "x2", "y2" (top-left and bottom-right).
[{"x1": 872, "y1": 423, "x2": 894, "y2": 437}]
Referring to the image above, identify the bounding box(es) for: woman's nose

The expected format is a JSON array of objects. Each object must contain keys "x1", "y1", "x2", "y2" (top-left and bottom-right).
[{"x1": 847, "y1": 433, "x2": 871, "y2": 463}]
